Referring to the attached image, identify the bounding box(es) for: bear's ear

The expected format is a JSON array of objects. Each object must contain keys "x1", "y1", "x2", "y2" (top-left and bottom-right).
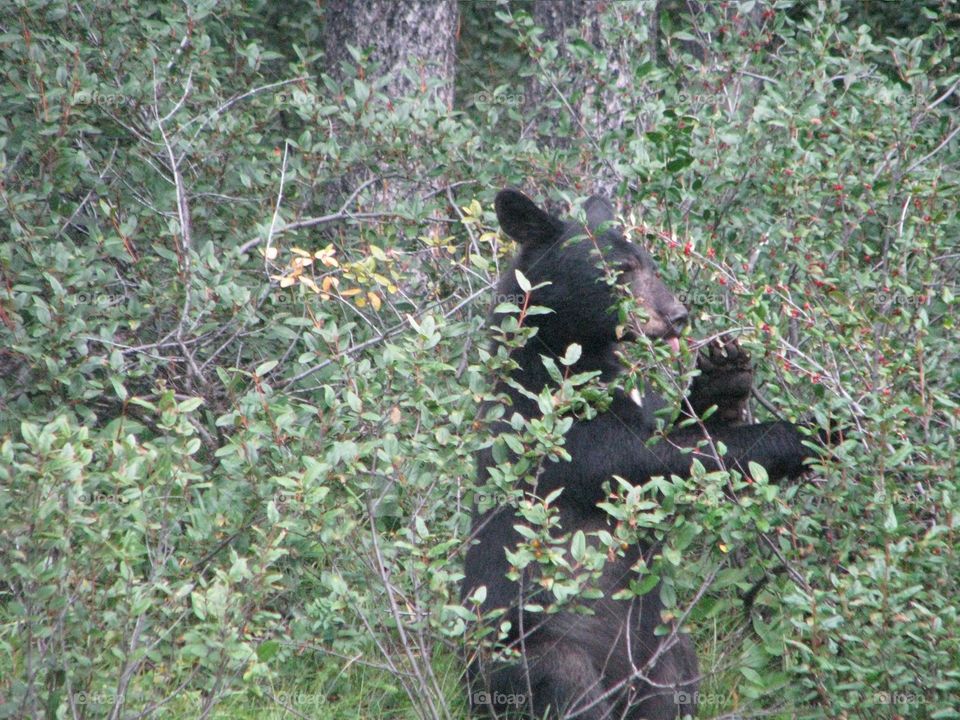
[
  {"x1": 584, "y1": 195, "x2": 616, "y2": 233},
  {"x1": 495, "y1": 189, "x2": 564, "y2": 246}
]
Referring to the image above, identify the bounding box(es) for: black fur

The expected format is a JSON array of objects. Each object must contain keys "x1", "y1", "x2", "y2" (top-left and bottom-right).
[{"x1": 463, "y1": 190, "x2": 822, "y2": 719}]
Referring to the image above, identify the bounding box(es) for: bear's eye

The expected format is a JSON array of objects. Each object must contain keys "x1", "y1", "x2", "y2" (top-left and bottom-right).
[{"x1": 616, "y1": 260, "x2": 638, "y2": 274}]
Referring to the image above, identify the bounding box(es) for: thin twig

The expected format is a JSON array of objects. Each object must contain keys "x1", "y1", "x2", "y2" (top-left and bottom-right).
[
  {"x1": 904, "y1": 123, "x2": 960, "y2": 176},
  {"x1": 264, "y1": 140, "x2": 291, "y2": 275}
]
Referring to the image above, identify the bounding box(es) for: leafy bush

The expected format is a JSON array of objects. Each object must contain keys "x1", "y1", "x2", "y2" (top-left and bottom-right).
[{"x1": 0, "y1": 1, "x2": 957, "y2": 718}]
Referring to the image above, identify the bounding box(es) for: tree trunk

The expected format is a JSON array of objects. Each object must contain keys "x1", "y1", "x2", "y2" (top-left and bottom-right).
[
  {"x1": 322, "y1": 0, "x2": 459, "y2": 108},
  {"x1": 525, "y1": 0, "x2": 662, "y2": 194},
  {"x1": 317, "y1": 0, "x2": 459, "y2": 226}
]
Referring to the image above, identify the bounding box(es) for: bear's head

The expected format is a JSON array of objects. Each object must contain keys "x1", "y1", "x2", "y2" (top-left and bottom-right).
[{"x1": 493, "y1": 189, "x2": 688, "y2": 359}]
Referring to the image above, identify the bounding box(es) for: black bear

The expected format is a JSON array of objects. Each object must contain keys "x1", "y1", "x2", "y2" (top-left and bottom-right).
[{"x1": 463, "y1": 189, "x2": 826, "y2": 719}]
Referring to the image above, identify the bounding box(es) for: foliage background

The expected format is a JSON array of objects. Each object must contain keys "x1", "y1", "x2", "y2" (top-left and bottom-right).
[{"x1": 0, "y1": 1, "x2": 957, "y2": 718}]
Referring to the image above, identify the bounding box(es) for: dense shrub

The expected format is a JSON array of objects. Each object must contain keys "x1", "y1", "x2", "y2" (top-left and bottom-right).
[{"x1": 1, "y1": 1, "x2": 957, "y2": 718}]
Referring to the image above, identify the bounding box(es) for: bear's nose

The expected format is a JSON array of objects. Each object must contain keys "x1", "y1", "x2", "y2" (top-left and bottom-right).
[{"x1": 666, "y1": 305, "x2": 689, "y2": 334}]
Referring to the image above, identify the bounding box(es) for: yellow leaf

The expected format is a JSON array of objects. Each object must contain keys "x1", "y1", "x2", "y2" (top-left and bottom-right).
[
  {"x1": 279, "y1": 276, "x2": 296, "y2": 288},
  {"x1": 389, "y1": 406, "x2": 401, "y2": 424},
  {"x1": 316, "y1": 244, "x2": 339, "y2": 267},
  {"x1": 263, "y1": 246, "x2": 279, "y2": 260},
  {"x1": 299, "y1": 276, "x2": 320, "y2": 293},
  {"x1": 291, "y1": 247, "x2": 312, "y2": 257},
  {"x1": 340, "y1": 287, "x2": 362, "y2": 297},
  {"x1": 368, "y1": 292, "x2": 381, "y2": 310}
]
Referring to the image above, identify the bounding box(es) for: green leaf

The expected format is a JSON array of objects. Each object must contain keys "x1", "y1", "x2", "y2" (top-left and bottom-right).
[
  {"x1": 515, "y1": 269, "x2": 531, "y2": 293},
  {"x1": 256, "y1": 360, "x2": 279, "y2": 376},
  {"x1": 747, "y1": 461, "x2": 769, "y2": 484},
  {"x1": 178, "y1": 397, "x2": 204, "y2": 413},
  {"x1": 109, "y1": 376, "x2": 128, "y2": 401},
  {"x1": 666, "y1": 155, "x2": 693, "y2": 172},
  {"x1": 571, "y1": 531, "x2": 586, "y2": 562},
  {"x1": 560, "y1": 343, "x2": 582, "y2": 366},
  {"x1": 884, "y1": 506, "x2": 898, "y2": 532},
  {"x1": 256, "y1": 640, "x2": 280, "y2": 662},
  {"x1": 633, "y1": 573, "x2": 660, "y2": 596},
  {"x1": 660, "y1": 582, "x2": 676, "y2": 608},
  {"x1": 662, "y1": 545, "x2": 682, "y2": 566},
  {"x1": 21, "y1": 421, "x2": 39, "y2": 445}
]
